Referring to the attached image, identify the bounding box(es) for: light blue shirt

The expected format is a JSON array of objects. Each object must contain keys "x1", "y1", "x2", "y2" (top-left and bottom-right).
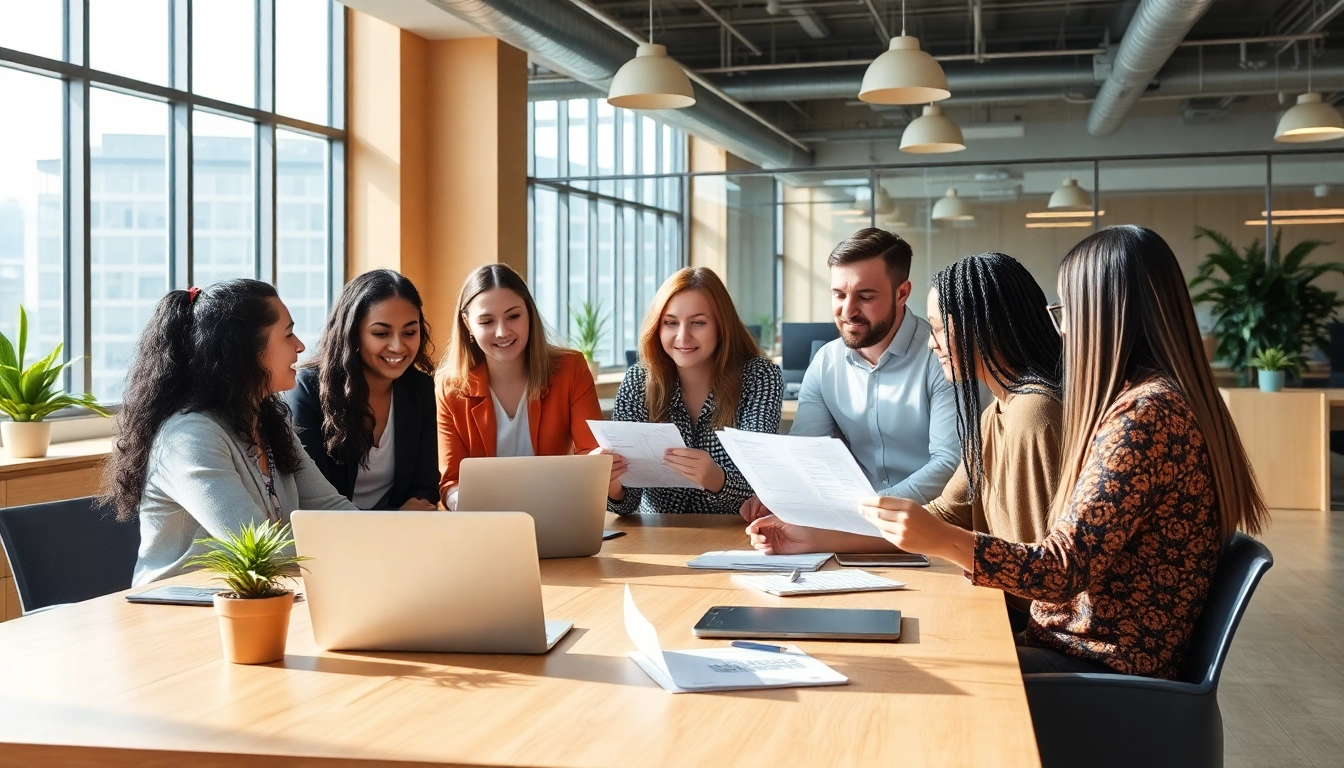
[{"x1": 790, "y1": 310, "x2": 960, "y2": 503}]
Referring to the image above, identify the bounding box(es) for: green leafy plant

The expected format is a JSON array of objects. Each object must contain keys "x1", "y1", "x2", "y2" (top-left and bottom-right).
[
  {"x1": 1189, "y1": 227, "x2": 1344, "y2": 384},
  {"x1": 569, "y1": 300, "x2": 611, "y2": 362},
  {"x1": 185, "y1": 520, "x2": 309, "y2": 599},
  {"x1": 755, "y1": 314, "x2": 775, "y2": 351},
  {"x1": 0, "y1": 306, "x2": 111, "y2": 422},
  {"x1": 1249, "y1": 345, "x2": 1302, "y2": 375}
]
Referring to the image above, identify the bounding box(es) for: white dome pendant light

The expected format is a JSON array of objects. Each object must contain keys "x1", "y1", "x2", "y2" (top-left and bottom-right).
[
  {"x1": 1275, "y1": 45, "x2": 1344, "y2": 143},
  {"x1": 1048, "y1": 178, "x2": 1093, "y2": 211},
  {"x1": 932, "y1": 188, "x2": 974, "y2": 221},
  {"x1": 900, "y1": 104, "x2": 965, "y2": 153},
  {"x1": 608, "y1": 0, "x2": 695, "y2": 110},
  {"x1": 858, "y1": 0, "x2": 950, "y2": 105}
]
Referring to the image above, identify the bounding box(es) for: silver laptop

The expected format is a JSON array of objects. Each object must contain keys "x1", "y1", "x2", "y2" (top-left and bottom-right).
[
  {"x1": 457, "y1": 454, "x2": 612, "y2": 559},
  {"x1": 291, "y1": 510, "x2": 573, "y2": 654}
]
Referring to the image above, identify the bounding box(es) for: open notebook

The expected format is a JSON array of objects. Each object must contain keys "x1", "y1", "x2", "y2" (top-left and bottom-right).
[{"x1": 624, "y1": 585, "x2": 848, "y2": 694}]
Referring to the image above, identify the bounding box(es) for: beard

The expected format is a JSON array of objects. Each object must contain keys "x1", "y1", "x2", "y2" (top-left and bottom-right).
[{"x1": 837, "y1": 304, "x2": 897, "y2": 350}]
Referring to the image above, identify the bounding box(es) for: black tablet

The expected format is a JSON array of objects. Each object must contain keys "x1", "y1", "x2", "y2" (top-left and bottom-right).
[
  {"x1": 691, "y1": 605, "x2": 902, "y2": 641},
  {"x1": 835, "y1": 553, "x2": 930, "y2": 568}
]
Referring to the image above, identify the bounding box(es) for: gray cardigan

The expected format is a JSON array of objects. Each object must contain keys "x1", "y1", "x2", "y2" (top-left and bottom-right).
[{"x1": 133, "y1": 411, "x2": 357, "y2": 586}]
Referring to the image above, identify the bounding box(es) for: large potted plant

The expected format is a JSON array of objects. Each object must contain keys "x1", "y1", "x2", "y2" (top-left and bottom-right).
[
  {"x1": 186, "y1": 520, "x2": 309, "y2": 665},
  {"x1": 1189, "y1": 227, "x2": 1344, "y2": 385},
  {"x1": 570, "y1": 300, "x2": 611, "y2": 380},
  {"x1": 1249, "y1": 346, "x2": 1300, "y2": 393},
  {"x1": 0, "y1": 306, "x2": 111, "y2": 458}
]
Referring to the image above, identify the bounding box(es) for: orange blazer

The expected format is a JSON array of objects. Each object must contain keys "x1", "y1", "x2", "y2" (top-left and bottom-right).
[{"x1": 437, "y1": 350, "x2": 602, "y2": 502}]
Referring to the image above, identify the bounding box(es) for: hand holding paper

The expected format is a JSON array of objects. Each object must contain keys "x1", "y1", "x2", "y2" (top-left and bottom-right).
[{"x1": 587, "y1": 420, "x2": 701, "y2": 489}]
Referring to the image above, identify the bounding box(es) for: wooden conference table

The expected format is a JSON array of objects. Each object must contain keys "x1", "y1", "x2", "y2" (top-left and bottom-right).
[{"x1": 0, "y1": 514, "x2": 1039, "y2": 768}]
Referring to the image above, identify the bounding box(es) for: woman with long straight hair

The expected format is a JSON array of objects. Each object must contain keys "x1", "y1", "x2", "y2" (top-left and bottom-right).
[
  {"x1": 101, "y1": 280, "x2": 356, "y2": 586},
  {"x1": 861, "y1": 226, "x2": 1267, "y2": 679},
  {"x1": 286, "y1": 269, "x2": 439, "y2": 511},
  {"x1": 436, "y1": 263, "x2": 602, "y2": 508},
  {"x1": 600, "y1": 267, "x2": 783, "y2": 515},
  {"x1": 748, "y1": 252, "x2": 1063, "y2": 629}
]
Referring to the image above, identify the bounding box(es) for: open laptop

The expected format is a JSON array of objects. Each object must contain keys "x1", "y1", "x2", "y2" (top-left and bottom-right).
[
  {"x1": 457, "y1": 454, "x2": 612, "y2": 559},
  {"x1": 291, "y1": 510, "x2": 573, "y2": 654}
]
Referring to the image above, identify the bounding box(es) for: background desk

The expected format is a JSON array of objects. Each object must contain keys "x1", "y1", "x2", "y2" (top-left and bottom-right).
[
  {"x1": 1219, "y1": 388, "x2": 1344, "y2": 512},
  {"x1": 0, "y1": 514, "x2": 1039, "y2": 768}
]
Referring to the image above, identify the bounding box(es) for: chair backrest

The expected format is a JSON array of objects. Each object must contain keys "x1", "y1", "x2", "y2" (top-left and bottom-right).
[
  {"x1": 1182, "y1": 532, "x2": 1273, "y2": 689},
  {"x1": 0, "y1": 497, "x2": 140, "y2": 613}
]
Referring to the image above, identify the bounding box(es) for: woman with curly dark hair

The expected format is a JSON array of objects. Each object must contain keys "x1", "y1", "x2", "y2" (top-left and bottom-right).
[
  {"x1": 100, "y1": 279, "x2": 355, "y2": 586},
  {"x1": 285, "y1": 270, "x2": 439, "y2": 510}
]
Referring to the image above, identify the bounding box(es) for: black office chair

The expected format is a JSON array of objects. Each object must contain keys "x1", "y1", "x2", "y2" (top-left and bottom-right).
[
  {"x1": 625, "y1": 349, "x2": 638, "y2": 367},
  {"x1": 1023, "y1": 533, "x2": 1273, "y2": 768},
  {"x1": 0, "y1": 496, "x2": 140, "y2": 614}
]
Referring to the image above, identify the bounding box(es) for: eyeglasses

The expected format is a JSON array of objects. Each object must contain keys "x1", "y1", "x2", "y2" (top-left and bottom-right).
[{"x1": 1046, "y1": 303, "x2": 1064, "y2": 335}]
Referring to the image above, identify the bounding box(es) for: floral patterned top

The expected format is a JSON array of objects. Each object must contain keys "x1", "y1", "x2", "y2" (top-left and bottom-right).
[{"x1": 972, "y1": 377, "x2": 1222, "y2": 679}]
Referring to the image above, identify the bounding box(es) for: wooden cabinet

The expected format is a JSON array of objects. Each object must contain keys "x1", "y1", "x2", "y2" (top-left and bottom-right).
[{"x1": 0, "y1": 439, "x2": 112, "y2": 622}]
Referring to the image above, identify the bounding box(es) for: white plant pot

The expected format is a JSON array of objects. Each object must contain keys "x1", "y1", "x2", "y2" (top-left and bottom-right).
[{"x1": 1, "y1": 421, "x2": 53, "y2": 459}]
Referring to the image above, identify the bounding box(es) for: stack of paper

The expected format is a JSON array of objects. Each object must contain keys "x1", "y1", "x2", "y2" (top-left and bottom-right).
[
  {"x1": 716, "y1": 428, "x2": 883, "y2": 537},
  {"x1": 623, "y1": 586, "x2": 848, "y2": 694},
  {"x1": 685, "y1": 550, "x2": 833, "y2": 571},
  {"x1": 587, "y1": 420, "x2": 701, "y2": 488},
  {"x1": 732, "y1": 570, "x2": 906, "y2": 596}
]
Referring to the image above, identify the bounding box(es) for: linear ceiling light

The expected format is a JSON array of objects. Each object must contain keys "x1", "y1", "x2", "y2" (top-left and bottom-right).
[
  {"x1": 1258, "y1": 208, "x2": 1344, "y2": 217},
  {"x1": 1026, "y1": 221, "x2": 1094, "y2": 229},
  {"x1": 607, "y1": 0, "x2": 695, "y2": 110},
  {"x1": 1026, "y1": 210, "x2": 1106, "y2": 219},
  {"x1": 858, "y1": 1, "x2": 950, "y2": 105},
  {"x1": 900, "y1": 105, "x2": 965, "y2": 153},
  {"x1": 1245, "y1": 217, "x2": 1344, "y2": 225}
]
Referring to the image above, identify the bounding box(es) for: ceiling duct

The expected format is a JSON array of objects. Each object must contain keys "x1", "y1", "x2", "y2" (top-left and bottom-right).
[
  {"x1": 426, "y1": 0, "x2": 810, "y2": 168},
  {"x1": 1087, "y1": 0, "x2": 1215, "y2": 136}
]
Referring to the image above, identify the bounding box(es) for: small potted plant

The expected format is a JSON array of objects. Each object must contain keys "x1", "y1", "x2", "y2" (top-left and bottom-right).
[
  {"x1": 1249, "y1": 346, "x2": 1300, "y2": 393},
  {"x1": 185, "y1": 520, "x2": 309, "y2": 665},
  {"x1": 0, "y1": 306, "x2": 111, "y2": 458},
  {"x1": 570, "y1": 300, "x2": 611, "y2": 380},
  {"x1": 756, "y1": 313, "x2": 776, "y2": 356}
]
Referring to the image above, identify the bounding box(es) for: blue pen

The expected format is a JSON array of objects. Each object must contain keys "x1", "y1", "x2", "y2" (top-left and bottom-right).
[{"x1": 730, "y1": 640, "x2": 789, "y2": 653}]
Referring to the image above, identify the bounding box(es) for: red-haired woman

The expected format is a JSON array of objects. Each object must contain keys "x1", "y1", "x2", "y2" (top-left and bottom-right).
[{"x1": 598, "y1": 267, "x2": 782, "y2": 515}]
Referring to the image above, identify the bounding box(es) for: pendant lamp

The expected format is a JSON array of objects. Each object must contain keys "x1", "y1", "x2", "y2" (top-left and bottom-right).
[
  {"x1": 608, "y1": 0, "x2": 695, "y2": 110},
  {"x1": 858, "y1": 1, "x2": 950, "y2": 105},
  {"x1": 873, "y1": 186, "x2": 895, "y2": 215},
  {"x1": 931, "y1": 188, "x2": 973, "y2": 221},
  {"x1": 1047, "y1": 178, "x2": 1092, "y2": 211},
  {"x1": 900, "y1": 105, "x2": 965, "y2": 153},
  {"x1": 1275, "y1": 93, "x2": 1344, "y2": 143}
]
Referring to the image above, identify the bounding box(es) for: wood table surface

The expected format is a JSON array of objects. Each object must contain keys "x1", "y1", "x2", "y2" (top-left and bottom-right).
[{"x1": 0, "y1": 514, "x2": 1039, "y2": 768}]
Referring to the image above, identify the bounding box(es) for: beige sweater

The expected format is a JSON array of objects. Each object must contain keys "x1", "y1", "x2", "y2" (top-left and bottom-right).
[{"x1": 927, "y1": 391, "x2": 1061, "y2": 546}]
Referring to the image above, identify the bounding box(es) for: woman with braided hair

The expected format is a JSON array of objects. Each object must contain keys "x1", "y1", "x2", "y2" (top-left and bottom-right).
[{"x1": 748, "y1": 252, "x2": 1063, "y2": 630}]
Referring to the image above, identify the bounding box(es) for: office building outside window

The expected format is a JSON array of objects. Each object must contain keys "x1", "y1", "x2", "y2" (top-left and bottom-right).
[
  {"x1": 528, "y1": 98, "x2": 686, "y2": 368},
  {"x1": 0, "y1": 1, "x2": 345, "y2": 404}
]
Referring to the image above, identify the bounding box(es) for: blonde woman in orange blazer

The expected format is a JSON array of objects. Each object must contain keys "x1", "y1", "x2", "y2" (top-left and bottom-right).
[{"x1": 436, "y1": 264, "x2": 602, "y2": 508}]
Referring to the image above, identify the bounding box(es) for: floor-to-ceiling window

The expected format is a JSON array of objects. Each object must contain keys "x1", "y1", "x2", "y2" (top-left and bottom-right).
[
  {"x1": 0, "y1": 0, "x2": 345, "y2": 403},
  {"x1": 528, "y1": 98, "x2": 686, "y2": 368}
]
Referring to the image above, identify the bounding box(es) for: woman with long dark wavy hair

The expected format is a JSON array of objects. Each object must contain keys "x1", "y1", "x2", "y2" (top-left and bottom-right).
[
  {"x1": 861, "y1": 226, "x2": 1266, "y2": 679},
  {"x1": 100, "y1": 279, "x2": 355, "y2": 586},
  {"x1": 285, "y1": 270, "x2": 439, "y2": 510}
]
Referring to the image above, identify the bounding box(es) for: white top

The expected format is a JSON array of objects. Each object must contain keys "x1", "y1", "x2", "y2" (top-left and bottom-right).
[
  {"x1": 352, "y1": 395, "x2": 396, "y2": 509},
  {"x1": 492, "y1": 389, "x2": 534, "y2": 458}
]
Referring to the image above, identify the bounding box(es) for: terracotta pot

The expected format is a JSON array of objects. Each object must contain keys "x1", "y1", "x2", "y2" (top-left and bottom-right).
[
  {"x1": 212, "y1": 591, "x2": 295, "y2": 664},
  {"x1": 1, "y1": 421, "x2": 52, "y2": 459},
  {"x1": 587, "y1": 358, "x2": 601, "y2": 380}
]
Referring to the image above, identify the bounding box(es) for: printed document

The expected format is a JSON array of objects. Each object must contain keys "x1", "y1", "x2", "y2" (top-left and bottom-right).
[
  {"x1": 716, "y1": 428, "x2": 883, "y2": 537},
  {"x1": 587, "y1": 420, "x2": 701, "y2": 488},
  {"x1": 623, "y1": 585, "x2": 848, "y2": 694},
  {"x1": 686, "y1": 550, "x2": 833, "y2": 572}
]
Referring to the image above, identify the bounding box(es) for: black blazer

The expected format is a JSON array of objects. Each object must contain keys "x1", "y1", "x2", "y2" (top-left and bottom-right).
[{"x1": 285, "y1": 366, "x2": 439, "y2": 509}]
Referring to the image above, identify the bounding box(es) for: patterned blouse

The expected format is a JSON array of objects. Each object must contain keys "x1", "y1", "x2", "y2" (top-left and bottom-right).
[
  {"x1": 972, "y1": 377, "x2": 1223, "y2": 680},
  {"x1": 607, "y1": 356, "x2": 783, "y2": 515}
]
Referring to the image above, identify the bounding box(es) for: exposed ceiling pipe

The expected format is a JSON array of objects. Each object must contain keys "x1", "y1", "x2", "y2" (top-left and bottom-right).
[
  {"x1": 423, "y1": 0, "x2": 810, "y2": 168},
  {"x1": 690, "y1": 0, "x2": 762, "y2": 56},
  {"x1": 1087, "y1": 0, "x2": 1215, "y2": 136},
  {"x1": 703, "y1": 61, "x2": 1098, "y2": 103},
  {"x1": 1274, "y1": 0, "x2": 1344, "y2": 57}
]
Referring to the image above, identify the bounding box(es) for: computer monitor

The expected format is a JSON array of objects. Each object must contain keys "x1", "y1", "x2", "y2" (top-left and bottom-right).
[{"x1": 781, "y1": 322, "x2": 840, "y2": 384}]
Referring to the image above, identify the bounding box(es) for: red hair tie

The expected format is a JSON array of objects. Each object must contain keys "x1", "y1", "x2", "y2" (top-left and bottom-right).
[{"x1": 187, "y1": 286, "x2": 201, "y2": 304}]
